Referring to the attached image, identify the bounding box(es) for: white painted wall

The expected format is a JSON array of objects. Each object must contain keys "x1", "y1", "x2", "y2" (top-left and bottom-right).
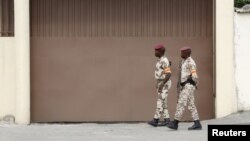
[
  {"x1": 215, "y1": 0, "x2": 238, "y2": 118},
  {"x1": 234, "y1": 12, "x2": 250, "y2": 111},
  {"x1": 14, "y1": 0, "x2": 30, "y2": 124},
  {"x1": 0, "y1": 38, "x2": 16, "y2": 119},
  {"x1": 0, "y1": 0, "x2": 30, "y2": 124}
]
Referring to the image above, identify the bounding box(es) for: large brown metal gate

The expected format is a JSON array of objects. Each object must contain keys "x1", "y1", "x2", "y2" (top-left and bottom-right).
[{"x1": 31, "y1": 0, "x2": 214, "y2": 122}]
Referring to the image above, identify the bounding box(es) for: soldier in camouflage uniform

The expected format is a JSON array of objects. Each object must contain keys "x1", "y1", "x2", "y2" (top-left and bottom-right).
[
  {"x1": 167, "y1": 46, "x2": 202, "y2": 130},
  {"x1": 148, "y1": 44, "x2": 172, "y2": 127}
]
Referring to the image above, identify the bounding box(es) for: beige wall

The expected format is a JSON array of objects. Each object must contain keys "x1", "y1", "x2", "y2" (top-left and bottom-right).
[
  {"x1": 0, "y1": 0, "x2": 30, "y2": 124},
  {"x1": 14, "y1": 0, "x2": 30, "y2": 124},
  {"x1": 0, "y1": 38, "x2": 16, "y2": 119},
  {"x1": 215, "y1": 0, "x2": 238, "y2": 118},
  {"x1": 234, "y1": 12, "x2": 250, "y2": 111}
]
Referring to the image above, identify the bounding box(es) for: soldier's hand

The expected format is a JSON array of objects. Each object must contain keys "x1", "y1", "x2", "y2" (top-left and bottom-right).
[
  {"x1": 177, "y1": 83, "x2": 180, "y2": 89},
  {"x1": 158, "y1": 84, "x2": 164, "y2": 93},
  {"x1": 177, "y1": 89, "x2": 180, "y2": 94},
  {"x1": 177, "y1": 83, "x2": 180, "y2": 92},
  {"x1": 188, "y1": 74, "x2": 192, "y2": 81}
]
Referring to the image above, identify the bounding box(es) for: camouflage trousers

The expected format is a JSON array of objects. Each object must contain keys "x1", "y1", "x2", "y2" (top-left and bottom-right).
[
  {"x1": 174, "y1": 84, "x2": 199, "y2": 121},
  {"x1": 154, "y1": 81, "x2": 171, "y2": 119}
]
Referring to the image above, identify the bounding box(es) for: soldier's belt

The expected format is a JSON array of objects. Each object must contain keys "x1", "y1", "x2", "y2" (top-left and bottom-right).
[{"x1": 180, "y1": 79, "x2": 196, "y2": 87}]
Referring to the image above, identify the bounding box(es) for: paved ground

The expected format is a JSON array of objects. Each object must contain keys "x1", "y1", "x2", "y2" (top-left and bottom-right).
[{"x1": 0, "y1": 111, "x2": 250, "y2": 141}]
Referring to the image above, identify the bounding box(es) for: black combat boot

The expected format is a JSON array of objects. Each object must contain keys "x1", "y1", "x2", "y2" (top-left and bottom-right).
[
  {"x1": 167, "y1": 119, "x2": 179, "y2": 130},
  {"x1": 148, "y1": 118, "x2": 159, "y2": 127},
  {"x1": 158, "y1": 118, "x2": 170, "y2": 126},
  {"x1": 188, "y1": 120, "x2": 202, "y2": 130}
]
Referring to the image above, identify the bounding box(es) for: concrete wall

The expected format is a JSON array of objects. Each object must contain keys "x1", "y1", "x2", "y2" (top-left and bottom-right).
[
  {"x1": 215, "y1": 0, "x2": 238, "y2": 118},
  {"x1": 0, "y1": 0, "x2": 30, "y2": 124},
  {"x1": 234, "y1": 12, "x2": 250, "y2": 111},
  {"x1": 0, "y1": 38, "x2": 16, "y2": 119},
  {"x1": 14, "y1": 0, "x2": 30, "y2": 124}
]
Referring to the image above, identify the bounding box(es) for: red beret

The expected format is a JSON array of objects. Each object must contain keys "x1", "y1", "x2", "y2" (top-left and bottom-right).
[
  {"x1": 154, "y1": 44, "x2": 165, "y2": 50},
  {"x1": 180, "y1": 46, "x2": 191, "y2": 51}
]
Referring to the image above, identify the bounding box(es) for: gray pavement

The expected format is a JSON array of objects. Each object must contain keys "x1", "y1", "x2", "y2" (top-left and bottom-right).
[{"x1": 0, "y1": 111, "x2": 250, "y2": 141}]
